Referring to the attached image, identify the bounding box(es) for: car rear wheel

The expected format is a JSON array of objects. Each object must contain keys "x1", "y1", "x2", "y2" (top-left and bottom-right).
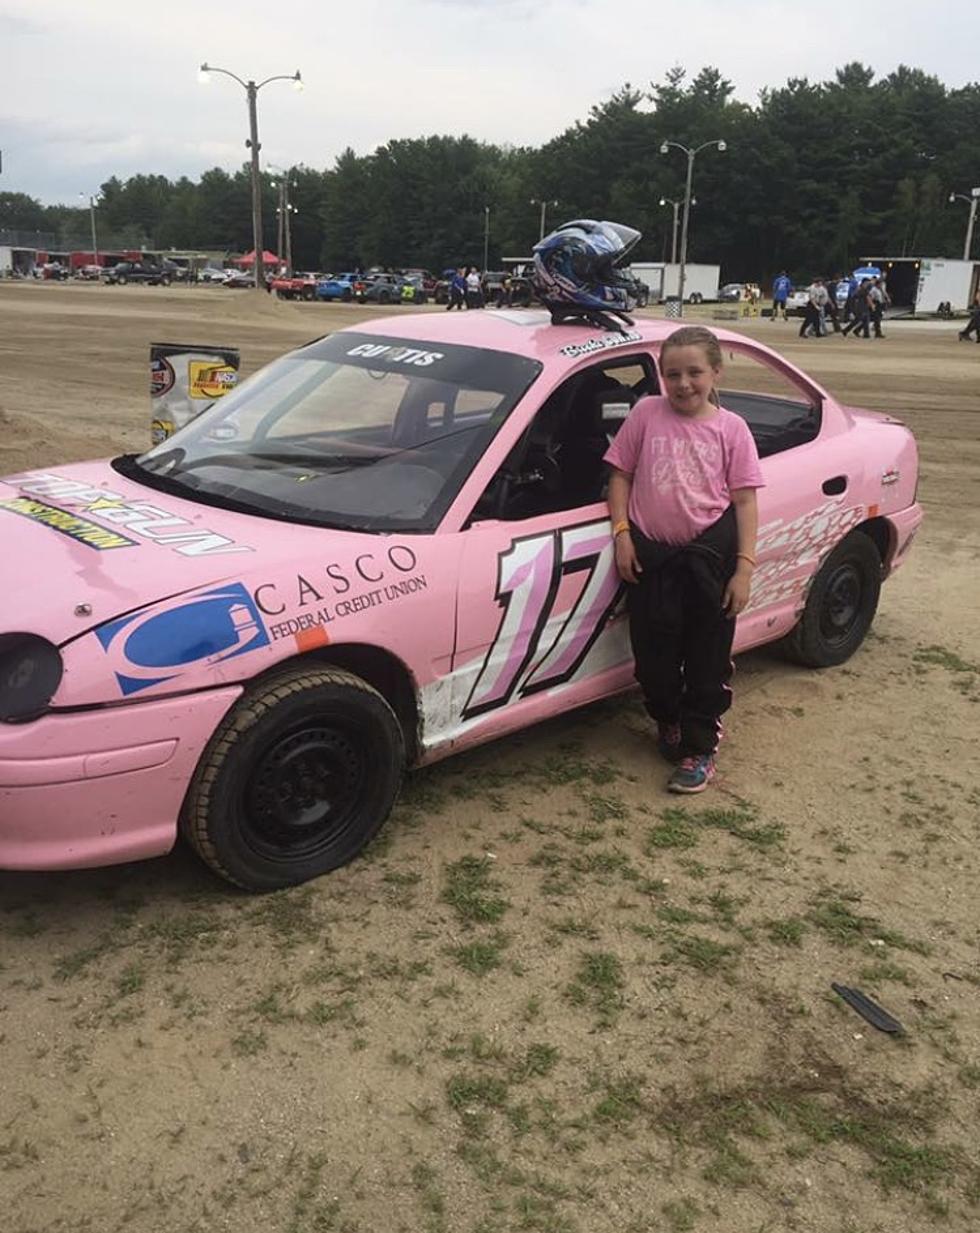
[
  {"x1": 181, "y1": 666, "x2": 404, "y2": 890},
  {"x1": 342, "y1": 289, "x2": 352, "y2": 302},
  {"x1": 779, "y1": 531, "x2": 882, "y2": 668},
  {"x1": 302, "y1": 287, "x2": 315, "y2": 301},
  {"x1": 116, "y1": 274, "x2": 128, "y2": 286}
]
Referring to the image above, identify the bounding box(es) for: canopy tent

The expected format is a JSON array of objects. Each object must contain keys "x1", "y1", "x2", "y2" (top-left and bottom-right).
[{"x1": 235, "y1": 249, "x2": 281, "y2": 267}]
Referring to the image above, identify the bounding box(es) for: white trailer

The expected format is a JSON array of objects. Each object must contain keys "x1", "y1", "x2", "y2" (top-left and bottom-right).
[
  {"x1": 628, "y1": 262, "x2": 721, "y2": 304},
  {"x1": 860, "y1": 256, "x2": 980, "y2": 313}
]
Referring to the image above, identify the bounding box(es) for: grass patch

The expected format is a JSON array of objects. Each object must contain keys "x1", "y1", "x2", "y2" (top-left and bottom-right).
[
  {"x1": 566, "y1": 951, "x2": 625, "y2": 1027},
  {"x1": 452, "y1": 931, "x2": 509, "y2": 976},
  {"x1": 766, "y1": 917, "x2": 807, "y2": 947},
  {"x1": 442, "y1": 856, "x2": 509, "y2": 925},
  {"x1": 808, "y1": 895, "x2": 931, "y2": 954}
]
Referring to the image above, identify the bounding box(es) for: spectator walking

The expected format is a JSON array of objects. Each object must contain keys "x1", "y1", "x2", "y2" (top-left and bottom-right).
[
  {"x1": 446, "y1": 268, "x2": 466, "y2": 310},
  {"x1": 799, "y1": 278, "x2": 829, "y2": 338},
  {"x1": 842, "y1": 280, "x2": 872, "y2": 338},
  {"x1": 771, "y1": 271, "x2": 792, "y2": 321},
  {"x1": 958, "y1": 290, "x2": 980, "y2": 342},
  {"x1": 869, "y1": 277, "x2": 889, "y2": 338},
  {"x1": 465, "y1": 266, "x2": 483, "y2": 309}
]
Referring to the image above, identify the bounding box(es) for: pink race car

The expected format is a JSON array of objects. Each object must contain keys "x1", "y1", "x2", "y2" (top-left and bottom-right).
[{"x1": 0, "y1": 312, "x2": 922, "y2": 889}]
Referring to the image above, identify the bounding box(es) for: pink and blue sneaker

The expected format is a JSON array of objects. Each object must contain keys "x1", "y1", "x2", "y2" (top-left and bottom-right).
[{"x1": 667, "y1": 754, "x2": 716, "y2": 794}]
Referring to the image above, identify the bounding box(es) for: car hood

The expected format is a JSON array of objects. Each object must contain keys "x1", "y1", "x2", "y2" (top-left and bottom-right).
[{"x1": 1, "y1": 458, "x2": 347, "y2": 645}]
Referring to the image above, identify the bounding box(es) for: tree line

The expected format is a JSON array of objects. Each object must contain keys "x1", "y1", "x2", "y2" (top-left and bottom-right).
[{"x1": 3, "y1": 63, "x2": 978, "y2": 282}]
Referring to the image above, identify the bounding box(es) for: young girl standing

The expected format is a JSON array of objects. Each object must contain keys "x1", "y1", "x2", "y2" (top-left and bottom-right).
[{"x1": 604, "y1": 326, "x2": 764, "y2": 793}]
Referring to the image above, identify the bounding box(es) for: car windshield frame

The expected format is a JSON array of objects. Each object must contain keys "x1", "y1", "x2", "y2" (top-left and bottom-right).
[{"x1": 117, "y1": 331, "x2": 542, "y2": 534}]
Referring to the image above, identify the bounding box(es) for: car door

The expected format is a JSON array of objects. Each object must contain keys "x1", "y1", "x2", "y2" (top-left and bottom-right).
[
  {"x1": 714, "y1": 342, "x2": 866, "y2": 650},
  {"x1": 448, "y1": 356, "x2": 658, "y2": 747}
]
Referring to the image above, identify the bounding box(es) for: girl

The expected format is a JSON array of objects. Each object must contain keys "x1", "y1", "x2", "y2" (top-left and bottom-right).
[{"x1": 604, "y1": 326, "x2": 763, "y2": 793}]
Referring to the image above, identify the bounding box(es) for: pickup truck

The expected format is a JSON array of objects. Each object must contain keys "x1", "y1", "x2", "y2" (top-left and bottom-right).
[
  {"x1": 269, "y1": 272, "x2": 321, "y2": 301},
  {"x1": 102, "y1": 261, "x2": 173, "y2": 287}
]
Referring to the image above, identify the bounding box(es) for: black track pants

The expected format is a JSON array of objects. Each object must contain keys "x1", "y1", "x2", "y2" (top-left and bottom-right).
[{"x1": 628, "y1": 574, "x2": 735, "y2": 757}]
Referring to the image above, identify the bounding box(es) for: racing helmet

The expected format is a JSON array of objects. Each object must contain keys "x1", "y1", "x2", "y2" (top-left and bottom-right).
[{"x1": 532, "y1": 219, "x2": 642, "y2": 314}]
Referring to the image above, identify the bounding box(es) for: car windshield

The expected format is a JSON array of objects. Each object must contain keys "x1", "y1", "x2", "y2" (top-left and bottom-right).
[{"x1": 125, "y1": 332, "x2": 541, "y2": 532}]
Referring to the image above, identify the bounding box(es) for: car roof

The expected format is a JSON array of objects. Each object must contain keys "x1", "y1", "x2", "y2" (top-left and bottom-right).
[{"x1": 339, "y1": 309, "x2": 759, "y2": 369}]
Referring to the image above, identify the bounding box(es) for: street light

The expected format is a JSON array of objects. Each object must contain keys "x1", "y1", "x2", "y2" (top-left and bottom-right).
[
  {"x1": 948, "y1": 187, "x2": 980, "y2": 261},
  {"x1": 78, "y1": 192, "x2": 100, "y2": 268},
  {"x1": 530, "y1": 198, "x2": 559, "y2": 242},
  {"x1": 658, "y1": 195, "x2": 695, "y2": 266},
  {"x1": 483, "y1": 205, "x2": 490, "y2": 272},
  {"x1": 198, "y1": 62, "x2": 303, "y2": 289},
  {"x1": 271, "y1": 167, "x2": 298, "y2": 274},
  {"x1": 659, "y1": 138, "x2": 726, "y2": 312}
]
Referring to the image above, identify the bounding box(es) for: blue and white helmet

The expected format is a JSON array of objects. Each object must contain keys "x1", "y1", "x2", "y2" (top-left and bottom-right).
[{"x1": 532, "y1": 219, "x2": 642, "y2": 313}]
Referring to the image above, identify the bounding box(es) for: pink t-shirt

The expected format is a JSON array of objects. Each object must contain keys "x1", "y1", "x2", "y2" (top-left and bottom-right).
[{"x1": 604, "y1": 395, "x2": 764, "y2": 546}]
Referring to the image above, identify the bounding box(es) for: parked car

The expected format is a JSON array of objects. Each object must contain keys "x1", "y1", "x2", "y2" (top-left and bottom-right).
[
  {"x1": 398, "y1": 275, "x2": 428, "y2": 304},
  {"x1": 222, "y1": 270, "x2": 254, "y2": 289},
  {"x1": 199, "y1": 266, "x2": 232, "y2": 284},
  {"x1": 0, "y1": 311, "x2": 922, "y2": 890},
  {"x1": 102, "y1": 261, "x2": 172, "y2": 287},
  {"x1": 269, "y1": 272, "x2": 322, "y2": 301},
  {"x1": 316, "y1": 272, "x2": 359, "y2": 302},
  {"x1": 786, "y1": 288, "x2": 811, "y2": 317},
  {"x1": 74, "y1": 264, "x2": 104, "y2": 281},
  {"x1": 353, "y1": 273, "x2": 403, "y2": 304},
  {"x1": 718, "y1": 283, "x2": 744, "y2": 302}
]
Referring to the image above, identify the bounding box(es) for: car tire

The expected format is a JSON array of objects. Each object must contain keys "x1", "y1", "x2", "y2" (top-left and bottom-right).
[
  {"x1": 303, "y1": 287, "x2": 315, "y2": 301},
  {"x1": 181, "y1": 666, "x2": 405, "y2": 891},
  {"x1": 779, "y1": 530, "x2": 882, "y2": 668},
  {"x1": 342, "y1": 289, "x2": 352, "y2": 302},
  {"x1": 688, "y1": 291, "x2": 702, "y2": 304},
  {"x1": 161, "y1": 277, "x2": 171, "y2": 287},
  {"x1": 116, "y1": 274, "x2": 128, "y2": 286},
  {"x1": 378, "y1": 292, "x2": 390, "y2": 304}
]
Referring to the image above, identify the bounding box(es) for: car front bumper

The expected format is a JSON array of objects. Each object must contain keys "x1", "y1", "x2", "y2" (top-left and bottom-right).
[{"x1": 0, "y1": 686, "x2": 241, "y2": 871}]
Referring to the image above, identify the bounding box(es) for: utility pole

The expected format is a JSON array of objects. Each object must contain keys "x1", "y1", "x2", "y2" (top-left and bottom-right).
[{"x1": 659, "y1": 138, "x2": 726, "y2": 312}]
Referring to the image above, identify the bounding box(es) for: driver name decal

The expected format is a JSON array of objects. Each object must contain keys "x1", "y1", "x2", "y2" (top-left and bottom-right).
[
  {"x1": 558, "y1": 331, "x2": 642, "y2": 359},
  {"x1": 345, "y1": 342, "x2": 445, "y2": 367}
]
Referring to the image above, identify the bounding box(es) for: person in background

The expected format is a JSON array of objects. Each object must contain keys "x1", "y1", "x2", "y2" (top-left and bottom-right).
[
  {"x1": 771, "y1": 270, "x2": 792, "y2": 321},
  {"x1": 465, "y1": 266, "x2": 482, "y2": 308},
  {"x1": 869, "y1": 277, "x2": 889, "y2": 339},
  {"x1": 842, "y1": 280, "x2": 872, "y2": 338},
  {"x1": 958, "y1": 290, "x2": 980, "y2": 342},
  {"x1": 799, "y1": 277, "x2": 829, "y2": 338},
  {"x1": 446, "y1": 267, "x2": 466, "y2": 310}
]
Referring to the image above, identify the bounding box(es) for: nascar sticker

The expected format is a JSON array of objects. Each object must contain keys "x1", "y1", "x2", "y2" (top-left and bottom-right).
[{"x1": 149, "y1": 342, "x2": 240, "y2": 444}]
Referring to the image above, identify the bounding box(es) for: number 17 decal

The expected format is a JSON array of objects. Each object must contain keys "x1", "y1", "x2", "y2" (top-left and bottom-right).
[{"x1": 463, "y1": 520, "x2": 623, "y2": 720}]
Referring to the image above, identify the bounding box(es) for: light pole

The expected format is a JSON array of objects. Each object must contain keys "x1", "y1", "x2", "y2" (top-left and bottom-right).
[
  {"x1": 271, "y1": 167, "x2": 298, "y2": 274},
  {"x1": 483, "y1": 205, "x2": 490, "y2": 272},
  {"x1": 948, "y1": 188, "x2": 980, "y2": 261},
  {"x1": 659, "y1": 138, "x2": 726, "y2": 312},
  {"x1": 530, "y1": 197, "x2": 559, "y2": 242},
  {"x1": 658, "y1": 195, "x2": 695, "y2": 266},
  {"x1": 78, "y1": 192, "x2": 100, "y2": 267},
  {"x1": 199, "y1": 62, "x2": 303, "y2": 289}
]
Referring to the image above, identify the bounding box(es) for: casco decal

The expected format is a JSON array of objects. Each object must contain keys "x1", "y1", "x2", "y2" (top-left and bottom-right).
[{"x1": 96, "y1": 582, "x2": 270, "y2": 695}]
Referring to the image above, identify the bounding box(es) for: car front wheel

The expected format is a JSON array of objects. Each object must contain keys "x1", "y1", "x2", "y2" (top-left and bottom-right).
[
  {"x1": 181, "y1": 667, "x2": 405, "y2": 890},
  {"x1": 780, "y1": 530, "x2": 882, "y2": 668}
]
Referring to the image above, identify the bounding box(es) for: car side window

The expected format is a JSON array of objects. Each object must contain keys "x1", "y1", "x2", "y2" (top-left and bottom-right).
[
  {"x1": 705, "y1": 345, "x2": 822, "y2": 458},
  {"x1": 468, "y1": 354, "x2": 657, "y2": 523}
]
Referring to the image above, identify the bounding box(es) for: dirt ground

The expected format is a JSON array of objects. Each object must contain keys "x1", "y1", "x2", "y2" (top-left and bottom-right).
[{"x1": 1, "y1": 281, "x2": 978, "y2": 1233}]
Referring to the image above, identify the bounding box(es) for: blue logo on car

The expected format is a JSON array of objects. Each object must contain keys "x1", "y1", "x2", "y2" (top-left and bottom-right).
[{"x1": 96, "y1": 582, "x2": 270, "y2": 695}]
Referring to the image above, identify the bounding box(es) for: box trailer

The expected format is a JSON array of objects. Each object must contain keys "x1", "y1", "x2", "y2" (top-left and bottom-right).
[
  {"x1": 628, "y1": 262, "x2": 721, "y2": 304},
  {"x1": 860, "y1": 256, "x2": 980, "y2": 314}
]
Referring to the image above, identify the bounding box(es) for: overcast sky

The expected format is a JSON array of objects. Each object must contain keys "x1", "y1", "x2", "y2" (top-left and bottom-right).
[{"x1": 3, "y1": 0, "x2": 978, "y2": 205}]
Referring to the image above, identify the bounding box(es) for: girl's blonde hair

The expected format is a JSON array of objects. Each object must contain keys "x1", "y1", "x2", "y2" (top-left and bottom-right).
[{"x1": 660, "y1": 326, "x2": 723, "y2": 406}]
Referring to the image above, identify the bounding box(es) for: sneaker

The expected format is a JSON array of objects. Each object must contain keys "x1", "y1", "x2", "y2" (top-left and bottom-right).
[
  {"x1": 667, "y1": 754, "x2": 716, "y2": 794},
  {"x1": 656, "y1": 722, "x2": 682, "y2": 763}
]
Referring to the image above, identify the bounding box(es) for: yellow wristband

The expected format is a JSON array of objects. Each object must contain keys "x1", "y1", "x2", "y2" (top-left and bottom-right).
[
  {"x1": 736, "y1": 552, "x2": 757, "y2": 567},
  {"x1": 613, "y1": 520, "x2": 630, "y2": 537}
]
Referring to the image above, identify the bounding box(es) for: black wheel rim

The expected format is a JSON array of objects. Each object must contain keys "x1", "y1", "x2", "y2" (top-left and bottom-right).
[
  {"x1": 242, "y1": 723, "x2": 367, "y2": 863},
  {"x1": 819, "y1": 561, "x2": 862, "y2": 647}
]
